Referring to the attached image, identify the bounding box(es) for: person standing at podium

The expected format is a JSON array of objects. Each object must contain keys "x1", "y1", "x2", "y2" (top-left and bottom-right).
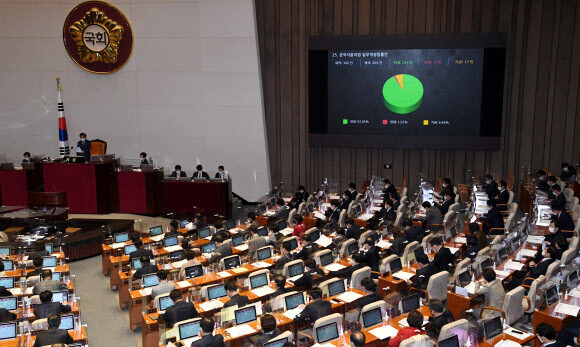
[
  {"x1": 139, "y1": 152, "x2": 148, "y2": 165},
  {"x1": 22, "y1": 152, "x2": 35, "y2": 163},
  {"x1": 192, "y1": 165, "x2": 210, "y2": 179},
  {"x1": 76, "y1": 133, "x2": 91, "y2": 162},
  {"x1": 215, "y1": 165, "x2": 227, "y2": 179}
]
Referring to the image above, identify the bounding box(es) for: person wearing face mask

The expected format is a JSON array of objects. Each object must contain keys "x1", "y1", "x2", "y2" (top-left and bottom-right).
[
  {"x1": 545, "y1": 221, "x2": 564, "y2": 246},
  {"x1": 494, "y1": 180, "x2": 509, "y2": 211},
  {"x1": 536, "y1": 323, "x2": 566, "y2": 347},
  {"x1": 347, "y1": 182, "x2": 358, "y2": 200},
  {"x1": 139, "y1": 152, "x2": 148, "y2": 165},
  {"x1": 437, "y1": 191, "x2": 454, "y2": 216},
  {"x1": 76, "y1": 132, "x2": 91, "y2": 161},
  {"x1": 550, "y1": 185, "x2": 567, "y2": 212},
  {"x1": 481, "y1": 199, "x2": 504, "y2": 235},
  {"x1": 429, "y1": 236, "x2": 454, "y2": 273},
  {"x1": 214, "y1": 165, "x2": 227, "y2": 180},
  {"x1": 383, "y1": 179, "x2": 399, "y2": 200},
  {"x1": 339, "y1": 190, "x2": 352, "y2": 210},
  {"x1": 550, "y1": 202, "x2": 575, "y2": 235},
  {"x1": 483, "y1": 174, "x2": 499, "y2": 199},
  {"x1": 546, "y1": 176, "x2": 557, "y2": 199},
  {"x1": 169, "y1": 165, "x2": 187, "y2": 178},
  {"x1": 536, "y1": 170, "x2": 550, "y2": 193},
  {"x1": 508, "y1": 246, "x2": 557, "y2": 290},
  {"x1": 560, "y1": 162, "x2": 577, "y2": 184},
  {"x1": 440, "y1": 177, "x2": 453, "y2": 196},
  {"x1": 22, "y1": 152, "x2": 35, "y2": 163},
  {"x1": 192, "y1": 165, "x2": 210, "y2": 179}
]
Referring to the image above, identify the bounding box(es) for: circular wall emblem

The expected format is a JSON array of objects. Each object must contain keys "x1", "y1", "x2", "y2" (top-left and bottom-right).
[{"x1": 63, "y1": 1, "x2": 133, "y2": 74}]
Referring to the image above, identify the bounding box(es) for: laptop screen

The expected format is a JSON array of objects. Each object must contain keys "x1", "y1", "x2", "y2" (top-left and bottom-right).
[
  {"x1": 207, "y1": 284, "x2": 227, "y2": 300},
  {"x1": 362, "y1": 307, "x2": 382, "y2": 328},
  {"x1": 0, "y1": 260, "x2": 13, "y2": 271},
  {"x1": 250, "y1": 273, "x2": 268, "y2": 289},
  {"x1": 52, "y1": 290, "x2": 68, "y2": 304},
  {"x1": 277, "y1": 220, "x2": 287, "y2": 230},
  {"x1": 0, "y1": 277, "x2": 14, "y2": 289},
  {"x1": 163, "y1": 236, "x2": 178, "y2": 247},
  {"x1": 389, "y1": 257, "x2": 403, "y2": 274},
  {"x1": 224, "y1": 219, "x2": 236, "y2": 231},
  {"x1": 264, "y1": 338, "x2": 288, "y2": 347},
  {"x1": 114, "y1": 232, "x2": 129, "y2": 243},
  {"x1": 45, "y1": 243, "x2": 53, "y2": 254},
  {"x1": 202, "y1": 242, "x2": 216, "y2": 254},
  {"x1": 413, "y1": 246, "x2": 425, "y2": 259},
  {"x1": 257, "y1": 247, "x2": 272, "y2": 261},
  {"x1": 59, "y1": 314, "x2": 75, "y2": 330},
  {"x1": 124, "y1": 244, "x2": 137, "y2": 255},
  {"x1": 497, "y1": 248, "x2": 507, "y2": 263},
  {"x1": 310, "y1": 229, "x2": 321, "y2": 241},
  {"x1": 288, "y1": 262, "x2": 304, "y2": 278},
  {"x1": 401, "y1": 293, "x2": 420, "y2": 313},
  {"x1": 285, "y1": 292, "x2": 304, "y2": 310},
  {"x1": 180, "y1": 219, "x2": 189, "y2": 229},
  {"x1": 458, "y1": 270, "x2": 471, "y2": 285},
  {"x1": 258, "y1": 227, "x2": 269, "y2": 237},
  {"x1": 142, "y1": 274, "x2": 160, "y2": 288},
  {"x1": 159, "y1": 296, "x2": 174, "y2": 311},
  {"x1": 132, "y1": 258, "x2": 142, "y2": 270},
  {"x1": 150, "y1": 225, "x2": 163, "y2": 236},
  {"x1": 198, "y1": 227, "x2": 211, "y2": 239},
  {"x1": 0, "y1": 322, "x2": 17, "y2": 340},
  {"x1": 328, "y1": 280, "x2": 346, "y2": 297},
  {"x1": 316, "y1": 322, "x2": 339, "y2": 344},
  {"x1": 0, "y1": 247, "x2": 9, "y2": 257},
  {"x1": 439, "y1": 335, "x2": 460, "y2": 347},
  {"x1": 319, "y1": 252, "x2": 334, "y2": 267},
  {"x1": 483, "y1": 316, "x2": 502, "y2": 340},
  {"x1": 568, "y1": 270, "x2": 579, "y2": 288},
  {"x1": 42, "y1": 256, "x2": 57, "y2": 268},
  {"x1": 347, "y1": 242, "x2": 359, "y2": 255},
  {"x1": 235, "y1": 305, "x2": 257, "y2": 325},
  {"x1": 223, "y1": 256, "x2": 241, "y2": 270},
  {"x1": 0, "y1": 297, "x2": 17, "y2": 311},
  {"x1": 545, "y1": 285, "x2": 559, "y2": 306},
  {"x1": 479, "y1": 258, "x2": 492, "y2": 272},
  {"x1": 288, "y1": 238, "x2": 298, "y2": 250},
  {"x1": 232, "y1": 235, "x2": 245, "y2": 247},
  {"x1": 179, "y1": 320, "x2": 201, "y2": 340},
  {"x1": 169, "y1": 250, "x2": 186, "y2": 261},
  {"x1": 184, "y1": 265, "x2": 204, "y2": 279}
]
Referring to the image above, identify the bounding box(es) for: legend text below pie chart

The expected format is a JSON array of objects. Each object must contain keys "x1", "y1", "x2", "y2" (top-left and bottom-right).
[{"x1": 382, "y1": 74, "x2": 424, "y2": 114}]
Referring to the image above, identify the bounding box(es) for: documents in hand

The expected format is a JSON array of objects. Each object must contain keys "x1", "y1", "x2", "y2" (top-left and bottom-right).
[
  {"x1": 454, "y1": 237, "x2": 467, "y2": 244},
  {"x1": 370, "y1": 206, "x2": 382, "y2": 212},
  {"x1": 392, "y1": 271, "x2": 414, "y2": 281},
  {"x1": 555, "y1": 303, "x2": 580, "y2": 317},
  {"x1": 283, "y1": 306, "x2": 304, "y2": 320},
  {"x1": 280, "y1": 227, "x2": 294, "y2": 236},
  {"x1": 324, "y1": 263, "x2": 346, "y2": 272},
  {"x1": 251, "y1": 286, "x2": 275, "y2": 297},
  {"x1": 226, "y1": 324, "x2": 256, "y2": 338},
  {"x1": 164, "y1": 245, "x2": 183, "y2": 253},
  {"x1": 176, "y1": 280, "x2": 191, "y2": 288},
  {"x1": 369, "y1": 325, "x2": 398, "y2": 340},
  {"x1": 494, "y1": 270, "x2": 512, "y2": 278},
  {"x1": 518, "y1": 249, "x2": 538, "y2": 258},
  {"x1": 464, "y1": 282, "x2": 476, "y2": 295},
  {"x1": 526, "y1": 235, "x2": 545, "y2": 244},
  {"x1": 336, "y1": 291, "x2": 363, "y2": 303},
  {"x1": 313, "y1": 211, "x2": 327, "y2": 221},
  {"x1": 199, "y1": 299, "x2": 224, "y2": 311},
  {"x1": 503, "y1": 327, "x2": 533, "y2": 340},
  {"x1": 315, "y1": 234, "x2": 333, "y2": 248},
  {"x1": 376, "y1": 240, "x2": 392, "y2": 249},
  {"x1": 504, "y1": 260, "x2": 525, "y2": 271},
  {"x1": 235, "y1": 244, "x2": 249, "y2": 251}
]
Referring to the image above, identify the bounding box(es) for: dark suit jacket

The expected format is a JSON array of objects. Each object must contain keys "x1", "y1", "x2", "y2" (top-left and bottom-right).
[
  {"x1": 411, "y1": 263, "x2": 436, "y2": 290},
  {"x1": 529, "y1": 258, "x2": 555, "y2": 279},
  {"x1": 439, "y1": 199, "x2": 453, "y2": 216},
  {"x1": 254, "y1": 328, "x2": 281, "y2": 346},
  {"x1": 349, "y1": 189, "x2": 358, "y2": 201},
  {"x1": 345, "y1": 225, "x2": 362, "y2": 240},
  {"x1": 482, "y1": 207, "x2": 504, "y2": 234},
  {"x1": 272, "y1": 206, "x2": 290, "y2": 221},
  {"x1": 191, "y1": 333, "x2": 225, "y2": 347},
  {"x1": 141, "y1": 158, "x2": 149, "y2": 165},
  {"x1": 28, "y1": 250, "x2": 49, "y2": 262},
  {"x1": 463, "y1": 245, "x2": 481, "y2": 261},
  {"x1": 274, "y1": 253, "x2": 294, "y2": 270},
  {"x1": 212, "y1": 244, "x2": 233, "y2": 262},
  {"x1": 485, "y1": 180, "x2": 499, "y2": 198},
  {"x1": 404, "y1": 226, "x2": 424, "y2": 242},
  {"x1": 360, "y1": 246, "x2": 380, "y2": 272},
  {"x1": 555, "y1": 211, "x2": 575, "y2": 233},
  {"x1": 270, "y1": 287, "x2": 291, "y2": 299},
  {"x1": 295, "y1": 242, "x2": 319, "y2": 260},
  {"x1": 383, "y1": 185, "x2": 399, "y2": 200},
  {"x1": 357, "y1": 292, "x2": 383, "y2": 309},
  {"x1": 22, "y1": 158, "x2": 35, "y2": 163},
  {"x1": 169, "y1": 171, "x2": 187, "y2": 178},
  {"x1": 427, "y1": 310, "x2": 455, "y2": 337},
  {"x1": 161, "y1": 300, "x2": 199, "y2": 328},
  {"x1": 496, "y1": 189, "x2": 510, "y2": 208},
  {"x1": 324, "y1": 208, "x2": 341, "y2": 222},
  {"x1": 328, "y1": 262, "x2": 365, "y2": 281},
  {"x1": 390, "y1": 237, "x2": 408, "y2": 257},
  {"x1": 553, "y1": 193, "x2": 567, "y2": 211},
  {"x1": 129, "y1": 248, "x2": 154, "y2": 262},
  {"x1": 33, "y1": 328, "x2": 74, "y2": 347},
  {"x1": 432, "y1": 248, "x2": 454, "y2": 273},
  {"x1": 33, "y1": 301, "x2": 71, "y2": 319},
  {"x1": 164, "y1": 230, "x2": 180, "y2": 239},
  {"x1": 192, "y1": 171, "x2": 210, "y2": 179},
  {"x1": 215, "y1": 171, "x2": 227, "y2": 179},
  {"x1": 296, "y1": 299, "x2": 332, "y2": 324},
  {"x1": 224, "y1": 293, "x2": 251, "y2": 308},
  {"x1": 293, "y1": 268, "x2": 324, "y2": 290},
  {"x1": 133, "y1": 264, "x2": 158, "y2": 279},
  {"x1": 0, "y1": 308, "x2": 16, "y2": 322},
  {"x1": 423, "y1": 208, "x2": 443, "y2": 229},
  {"x1": 76, "y1": 139, "x2": 91, "y2": 160}
]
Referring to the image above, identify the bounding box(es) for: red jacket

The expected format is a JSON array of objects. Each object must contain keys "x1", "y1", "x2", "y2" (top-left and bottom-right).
[
  {"x1": 388, "y1": 327, "x2": 427, "y2": 347},
  {"x1": 293, "y1": 223, "x2": 306, "y2": 241}
]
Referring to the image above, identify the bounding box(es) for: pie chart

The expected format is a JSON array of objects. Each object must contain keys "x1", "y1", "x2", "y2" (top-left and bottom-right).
[{"x1": 382, "y1": 74, "x2": 424, "y2": 114}]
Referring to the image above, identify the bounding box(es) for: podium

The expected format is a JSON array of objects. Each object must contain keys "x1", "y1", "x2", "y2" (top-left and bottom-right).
[
  {"x1": 0, "y1": 164, "x2": 43, "y2": 206},
  {"x1": 117, "y1": 170, "x2": 160, "y2": 215}
]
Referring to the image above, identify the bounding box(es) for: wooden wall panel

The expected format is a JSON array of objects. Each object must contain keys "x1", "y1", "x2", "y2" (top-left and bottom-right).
[{"x1": 254, "y1": 0, "x2": 580, "y2": 196}]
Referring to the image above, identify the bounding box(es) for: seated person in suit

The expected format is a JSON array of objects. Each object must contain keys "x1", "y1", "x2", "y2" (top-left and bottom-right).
[
  {"x1": 76, "y1": 132, "x2": 91, "y2": 161},
  {"x1": 169, "y1": 165, "x2": 187, "y2": 178},
  {"x1": 209, "y1": 235, "x2": 233, "y2": 263},
  {"x1": 215, "y1": 165, "x2": 227, "y2": 180},
  {"x1": 332, "y1": 228, "x2": 347, "y2": 252},
  {"x1": 339, "y1": 190, "x2": 353, "y2": 210},
  {"x1": 537, "y1": 322, "x2": 566, "y2": 347},
  {"x1": 421, "y1": 201, "x2": 443, "y2": 230},
  {"x1": 441, "y1": 178, "x2": 454, "y2": 196},
  {"x1": 191, "y1": 317, "x2": 225, "y2": 347},
  {"x1": 133, "y1": 255, "x2": 158, "y2": 280},
  {"x1": 324, "y1": 200, "x2": 341, "y2": 222},
  {"x1": 536, "y1": 170, "x2": 550, "y2": 193},
  {"x1": 178, "y1": 250, "x2": 201, "y2": 278},
  {"x1": 551, "y1": 202, "x2": 575, "y2": 234},
  {"x1": 295, "y1": 232, "x2": 319, "y2": 260},
  {"x1": 328, "y1": 252, "x2": 366, "y2": 282},
  {"x1": 292, "y1": 215, "x2": 306, "y2": 241},
  {"x1": 160, "y1": 289, "x2": 199, "y2": 328},
  {"x1": 274, "y1": 241, "x2": 294, "y2": 272},
  {"x1": 389, "y1": 192, "x2": 401, "y2": 211},
  {"x1": 406, "y1": 253, "x2": 435, "y2": 291},
  {"x1": 33, "y1": 290, "x2": 71, "y2": 319},
  {"x1": 506, "y1": 246, "x2": 557, "y2": 290},
  {"x1": 377, "y1": 199, "x2": 397, "y2": 221},
  {"x1": 383, "y1": 179, "x2": 399, "y2": 200},
  {"x1": 246, "y1": 211, "x2": 261, "y2": 229},
  {"x1": 388, "y1": 310, "x2": 427, "y2": 347},
  {"x1": 22, "y1": 151, "x2": 34, "y2": 163},
  {"x1": 462, "y1": 235, "x2": 481, "y2": 261},
  {"x1": 483, "y1": 174, "x2": 499, "y2": 199},
  {"x1": 426, "y1": 299, "x2": 454, "y2": 339},
  {"x1": 268, "y1": 225, "x2": 286, "y2": 248},
  {"x1": 192, "y1": 164, "x2": 210, "y2": 179},
  {"x1": 193, "y1": 213, "x2": 208, "y2": 230},
  {"x1": 481, "y1": 199, "x2": 504, "y2": 235},
  {"x1": 402, "y1": 218, "x2": 424, "y2": 242},
  {"x1": 0, "y1": 307, "x2": 16, "y2": 322},
  {"x1": 28, "y1": 244, "x2": 50, "y2": 262},
  {"x1": 164, "y1": 220, "x2": 180, "y2": 239},
  {"x1": 546, "y1": 220, "x2": 565, "y2": 246},
  {"x1": 211, "y1": 223, "x2": 231, "y2": 242},
  {"x1": 254, "y1": 314, "x2": 280, "y2": 346},
  {"x1": 357, "y1": 277, "x2": 383, "y2": 309},
  {"x1": 546, "y1": 176, "x2": 558, "y2": 199},
  {"x1": 150, "y1": 270, "x2": 175, "y2": 299},
  {"x1": 223, "y1": 281, "x2": 251, "y2": 308},
  {"x1": 33, "y1": 313, "x2": 74, "y2": 347},
  {"x1": 139, "y1": 152, "x2": 148, "y2": 165},
  {"x1": 351, "y1": 331, "x2": 366, "y2": 347},
  {"x1": 560, "y1": 162, "x2": 577, "y2": 183},
  {"x1": 437, "y1": 191, "x2": 454, "y2": 216},
  {"x1": 348, "y1": 182, "x2": 358, "y2": 200},
  {"x1": 272, "y1": 199, "x2": 290, "y2": 221},
  {"x1": 360, "y1": 236, "x2": 380, "y2": 273},
  {"x1": 429, "y1": 236, "x2": 454, "y2": 273},
  {"x1": 32, "y1": 270, "x2": 68, "y2": 295},
  {"x1": 495, "y1": 180, "x2": 510, "y2": 211},
  {"x1": 467, "y1": 222, "x2": 488, "y2": 249},
  {"x1": 389, "y1": 226, "x2": 408, "y2": 257},
  {"x1": 129, "y1": 239, "x2": 154, "y2": 262},
  {"x1": 271, "y1": 275, "x2": 291, "y2": 298},
  {"x1": 345, "y1": 217, "x2": 361, "y2": 240},
  {"x1": 294, "y1": 258, "x2": 324, "y2": 290},
  {"x1": 289, "y1": 185, "x2": 309, "y2": 210},
  {"x1": 248, "y1": 227, "x2": 269, "y2": 261},
  {"x1": 295, "y1": 287, "x2": 332, "y2": 324},
  {"x1": 475, "y1": 269, "x2": 506, "y2": 319},
  {"x1": 26, "y1": 257, "x2": 44, "y2": 278}
]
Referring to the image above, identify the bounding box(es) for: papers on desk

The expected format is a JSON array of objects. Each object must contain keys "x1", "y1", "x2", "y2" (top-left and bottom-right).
[
  {"x1": 495, "y1": 270, "x2": 512, "y2": 278},
  {"x1": 164, "y1": 245, "x2": 183, "y2": 253},
  {"x1": 415, "y1": 213, "x2": 426, "y2": 218},
  {"x1": 392, "y1": 271, "x2": 415, "y2": 281},
  {"x1": 555, "y1": 303, "x2": 580, "y2": 317},
  {"x1": 251, "y1": 286, "x2": 275, "y2": 297},
  {"x1": 448, "y1": 247, "x2": 460, "y2": 254},
  {"x1": 320, "y1": 203, "x2": 331, "y2": 210},
  {"x1": 253, "y1": 261, "x2": 271, "y2": 269},
  {"x1": 264, "y1": 211, "x2": 275, "y2": 217},
  {"x1": 315, "y1": 235, "x2": 333, "y2": 248},
  {"x1": 313, "y1": 212, "x2": 327, "y2": 221},
  {"x1": 111, "y1": 242, "x2": 126, "y2": 249},
  {"x1": 324, "y1": 263, "x2": 346, "y2": 272},
  {"x1": 504, "y1": 260, "x2": 525, "y2": 271},
  {"x1": 518, "y1": 249, "x2": 538, "y2": 258},
  {"x1": 171, "y1": 259, "x2": 188, "y2": 269},
  {"x1": 358, "y1": 213, "x2": 374, "y2": 221},
  {"x1": 398, "y1": 318, "x2": 428, "y2": 327},
  {"x1": 9, "y1": 287, "x2": 33, "y2": 296},
  {"x1": 234, "y1": 244, "x2": 249, "y2": 252},
  {"x1": 283, "y1": 306, "x2": 304, "y2": 320},
  {"x1": 226, "y1": 323, "x2": 256, "y2": 338},
  {"x1": 231, "y1": 268, "x2": 247, "y2": 274},
  {"x1": 376, "y1": 240, "x2": 392, "y2": 249},
  {"x1": 204, "y1": 236, "x2": 212, "y2": 240},
  {"x1": 374, "y1": 199, "x2": 384, "y2": 204},
  {"x1": 283, "y1": 197, "x2": 292, "y2": 202},
  {"x1": 526, "y1": 235, "x2": 545, "y2": 244},
  {"x1": 369, "y1": 325, "x2": 398, "y2": 340},
  {"x1": 176, "y1": 280, "x2": 191, "y2": 288},
  {"x1": 494, "y1": 340, "x2": 523, "y2": 347},
  {"x1": 312, "y1": 343, "x2": 335, "y2": 347},
  {"x1": 370, "y1": 206, "x2": 382, "y2": 212},
  {"x1": 140, "y1": 288, "x2": 152, "y2": 296},
  {"x1": 289, "y1": 274, "x2": 302, "y2": 282},
  {"x1": 199, "y1": 299, "x2": 224, "y2": 312},
  {"x1": 503, "y1": 327, "x2": 533, "y2": 341},
  {"x1": 329, "y1": 195, "x2": 340, "y2": 200},
  {"x1": 217, "y1": 271, "x2": 230, "y2": 278},
  {"x1": 465, "y1": 282, "x2": 477, "y2": 295},
  {"x1": 150, "y1": 235, "x2": 164, "y2": 242},
  {"x1": 336, "y1": 291, "x2": 363, "y2": 303},
  {"x1": 280, "y1": 227, "x2": 294, "y2": 236},
  {"x1": 455, "y1": 286, "x2": 469, "y2": 297},
  {"x1": 454, "y1": 237, "x2": 467, "y2": 244}
]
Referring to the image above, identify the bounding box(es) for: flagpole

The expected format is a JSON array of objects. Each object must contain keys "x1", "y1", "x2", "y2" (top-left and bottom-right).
[{"x1": 57, "y1": 77, "x2": 70, "y2": 157}]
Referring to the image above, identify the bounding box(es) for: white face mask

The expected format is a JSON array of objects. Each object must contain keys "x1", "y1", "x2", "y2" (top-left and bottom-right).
[
  {"x1": 564, "y1": 167, "x2": 569, "y2": 171},
  {"x1": 549, "y1": 227, "x2": 556, "y2": 233},
  {"x1": 81, "y1": 138, "x2": 86, "y2": 142}
]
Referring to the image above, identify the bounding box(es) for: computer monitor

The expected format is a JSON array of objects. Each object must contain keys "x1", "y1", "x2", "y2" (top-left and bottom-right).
[
  {"x1": 327, "y1": 222, "x2": 338, "y2": 231},
  {"x1": 413, "y1": 246, "x2": 425, "y2": 259},
  {"x1": 0, "y1": 277, "x2": 14, "y2": 289},
  {"x1": 59, "y1": 314, "x2": 75, "y2": 330},
  {"x1": 149, "y1": 225, "x2": 163, "y2": 236},
  {"x1": 169, "y1": 250, "x2": 186, "y2": 262},
  {"x1": 250, "y1": 273, "x2": 269, "y2": 289},
  {"x1": 131, "y1": 258, "x2": 142, "y2": 270},
  {"x1": 268, "y1": 197, "x2": 277, "y2": 208},
  {"x1": 545, "y1": 285, "x2": 559, "y2": 307},
  {"x1": 264, "y1": 338, "x2": 288, "y2": 347},
  {"x1": 288, "y1": 237, "x2": 298, "y2": 251},
  {"x1": 0, "y1": 247, "x2": 9, "y2": 257},
  {"x1": 449, "y1": 225, "x2": 458, "y2": 239},
  {"x1": 568, "y1": 270, "x2": 579, "y2": 289},
  {"x1": 309, "y1": 229, "x2": 321, "y2": 241},
  {"x1": 142, "y1": 274, "x2": 160, "y2": 288},
  {"x1": 52, "y1": 290, "x2": 68, "y2": 304},
  {"x1": 258, "y1": 227, "x2": 269, "y2": 237},
  {"x1": 223, "y1": 256, "x2": 241, "y2": 270},
  {"x1": 232, "y1": 235, "x2": 245, "y2": 247},
  {"x1": 347, "y1": 242, "x2": 359, "y2": 255},
  {"x1": 458, "y1": 269, "x2": 471, "y2": 286},
  {"x1": 42, "y1": 256, "x2": 57, "y2": 268},
  {"x1": 224, "y1": 219, "x2": 236, "y2": 231},
  {"x1": 0, "y1": 322, "x2": 17, "y2": 340},
  {"x1": 202, "y1": 242, "x2": 216, "y2": 254},
  {"x1": 354, "y1": 204, "x2": 362, "y2": 216},
  {"x1": 45, "y1": 243, "x2": 53, "y2": 254},
  {"x1": 207, "y1": 284, "x2": 227, "y2": 300},
  {"x1": 496, "y1": 247, "x2": 508, "y2": 264},
  {"x1": 483, "y1": 316, "x2": 503, "y2": 340},
  {"x1": 285, "y1": 292, "x2": 304, "y2": 310},
  {"x1": 257, "y1": 247, "x2": 272, "y2": 261},
  {"x1": 198, "y1": 227, "x2": 211, "y2": 239},
  {"x1": 179, "y1": 219, "x2": 189, "y2": 229},
  {"x1": 0, "y1": 297, "x2": 17, "y2": 311},
  {"x1": 184, "y1": 265, "x2": 204, "y2": 279},
  {"x1": 439, "y1": 335, "x2": 460, "y2": 347},
  {"x1": 163, "y1": 236, "x2": 178, "y2": 247},
  {"x1": 307, "y1": 204, "x2": 315, "y2": 214},
  {"x1": 277, "y1": 220, "x2": 287, "y2": 230},
  {"x1": 479, "y1": 258, "x2": 492, "y2": 273},
  {"x1": 124, "y1": 244, "x2": 137, "y2": 256},
  {"x1": 0, "y1": 260, "x2": 13, "y2": 271},
  {"x1": 40, "y1": 271, "x2": 61, "y2": 282},
  {"x1": 159, "y1": 296, "x2": 174, "y2": 311},
  {"x1": 288, "y1": 262, "x2": 304, "y2": 278},
  {"x1": 315, "y1": 322, "x2": 339, "y2": 344},
  {"x1": 389, "y1": 257, "x2": 403, "y2": 274},
  {"x1": 235, "y1": 305, "x2": 257, "y2": 325},
  {"x1": 178, "y1": 319, "x2": 201, "y2": 340},
  {"x1": 328, "y1": 279, "x2": 346, "y2": 297},
  {"x1": 401, "y1": 293, "x2": 420, "y2": 313},
  {"x1": 114, "y1": 232, "x2": 129, "y2": 243},
  {"x1": 362, "y1": 307, "x2": 382, "y2": 328},
  {"x1": 319, "y1": 252, "x2": 334, "y2": 267}
]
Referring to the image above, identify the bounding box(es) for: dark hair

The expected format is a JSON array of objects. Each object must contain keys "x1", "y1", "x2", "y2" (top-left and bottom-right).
[
  {"x1": 140, "y1": 152, "x2": 147, "y2": 157},
  {"x1": 468, "y1": 223, "x2": 480, "y2": 233},
  {"x1": 430, "y1": 236, "x2": 443, "y2": 247},
  {"x1": 294, "y1": 215, "x2": 303, "y2": 223},
  {"x1": 562, "y1": 162, "x2": 570, "y2": 167},
  {"x1": 297, "y1": 185, "x2": 306, "y2": 191},
  {"x1": 79, "y1": 132, "x2": 86, "y2": 137},
  {"x1": 134, "y1": 239, "x2": 143, "y2": 248},
  {"x1": 422, "y1": 201, "x2": 432, "y2": 208},
  {"x1": 345, "y1": 217, "x2": 355, "y2": 225},
  {"x1": 482, "y1": 268, "x2": 496, "y2": 282},
  {"x1": 536, "y1": 170, "x2": 546, "y2": 176},
  {"x1": 383, "y1": 179, "x2": 391, "y2": 185},
  {"x1": 157, "y1": 270, "x2": 169, "y2": 281},
  {"x1": 350, "y1": 331, "x2": 366, "y2": 347},
  {"x1": 170, "y1": 220, "x2": 179, "y2": 229},
  {"x1": 47, "y1": 313, "x2": 61, "y2": 328},
  {"x1": 23, "y1": 152, "x2": 31, "y2": 156},
  {"x1": 365, "y1": 237, "x2": 374, "y2": 246},
  {"x1": 361, "y1": 277, "x2": 377, "y2": 292},
  {"x1": 277, "y1": 198, "x2": 285, "y2": 206},
  {"x1": 274, "y1": 275, "x2": 286, "y2": 288},
  {"x1": 428, "y1": 299, "x2": 444, "y2": 313},
  {"x1": 225, "y1": 281, "x2": 237, "y2": 292},
  {"x1": 200, "y1": 317, "x2": 215, "y2": 333},
  {"x1": 196, "y1": 165, "x2": 203, "y2": 171},
  {"x1": 42, "y1": 269, "x2": 52, "y2": 279},
  {"x1": 499, "y1": 180, "x2": 507, "y2": 188},
  {"x1": 260, "y1": 314, "x2": 277, "y2": 333},
  {"x1": 547, "y1": 176, "x2": 557, "y2": 183},
  {"x1": 484, "y1": 174, "x2": 493, "y2": 180},
  {"x1": 416, "y1": 253, "x2": 430, "y2": 265},
  {"x1": 305, "y1": 258, "x2": 317, "y2": 270},
  {"x1": 552, "y1": 184, "x2": 561, "y2": 192},
  {"x1": 248, "y1": 211, "x2": 256, "y2": 220},
  {"x1": 169, "y1": 289, "x2": 182, "y2": 302},
  {"x1": 175, "y1": 165, "x2": 182, "y2": 170},
  {"x1": 546, "y1": 246, "x2": 557, "y2": 258},
  {"x1": 185, "y1": 250, "x2": 196, "y2": 260},
  {"x1": 218, "y1": 165, "x2": 224, "y2": 170},
  {"x1": 282, "y1": 240, "x2": 292, "y2": 252},
  {"x1": 536, "y1": 322, "x2": 556, "y2": 340},
  {"x1": 214, "y1": 235, "x2": 224, "y2": 244},
  {"x1": 402, "y1": 219, "x2": 413, "y2": 228},
  {"x1": 443, "y1": 178, "x2": 452, "y2": 185},
  {"x1": 33, "y1": 257, "x2": 43, "y2": 268},
  {"x1": 407, "y1": 310, "x2": 424, "y2": 328},
  {"x1": 331, "y1": 200, "x2": 340, "y2": 207},
  {"x1": 40, "y1": 290, "x2": 53, "y2": 303},
  {"x1": 348, "y1": 183, "x2": 356, "y2": 190},
  {"x1": 310, "y1": 287, "x2": 323, "y2": 300},
  {"x1": 352, "y1": 252, "x2": 363, "y2": 264},
  {"x1": 303, "y1": 233, "x2": 311, "y2": 243}
]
